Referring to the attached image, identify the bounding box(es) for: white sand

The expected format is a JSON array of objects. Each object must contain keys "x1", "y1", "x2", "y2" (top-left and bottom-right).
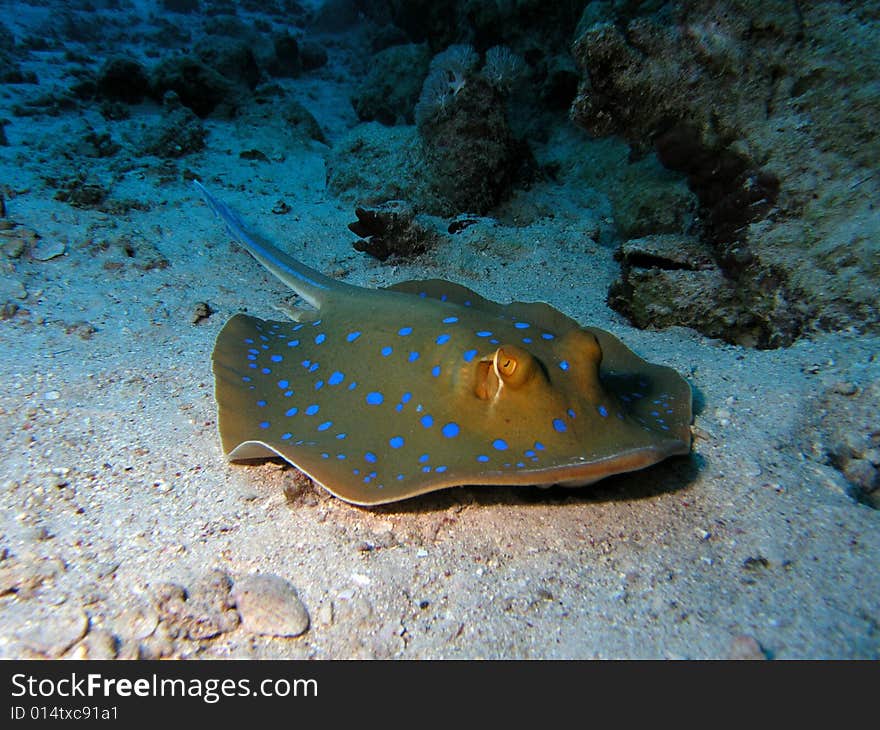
[{"x1": 0, "y1": 2, "x2": 877, "y2": 659}]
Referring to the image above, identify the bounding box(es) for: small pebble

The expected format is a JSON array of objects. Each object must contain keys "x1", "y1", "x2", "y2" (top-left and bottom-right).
[
  {"x1": 31, "y1": 238, "x2": 66, "y2": 261},
  {"x1": 69, "y1": 629, "x2": 118, "y2": 659},
  {"x1": 116, "y1": 602, "x2": 159, "y2": 641},
  {"x1": 728, "y1": 634, "x2": 767, "y2": 660},
  {"x1": 232, "y1": 573, "x2": 310, "y2": 638},
  {"x1": 45, "y1": 390, "x2": 60, "y2": 401},
  {"x1": 831, "y1": 381, "x2": 858, "y2": 396},
  {"x1": 315, "y1": 600, "x2": 334, "y2": 626},
  {"x1": 191, "y1": 301, "x2": 213, "y2": 324},
  {"x1": 351, "y1": 573, "x2": 371, "y2": 586},
  {"x1": 3, "y1": 600, "x2": 89, "y2": 657}
]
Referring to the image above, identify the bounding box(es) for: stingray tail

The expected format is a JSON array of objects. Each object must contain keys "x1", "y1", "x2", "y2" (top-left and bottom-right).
[{"x1": 195, "y1": 181, "x2": 348, "y2": 309}]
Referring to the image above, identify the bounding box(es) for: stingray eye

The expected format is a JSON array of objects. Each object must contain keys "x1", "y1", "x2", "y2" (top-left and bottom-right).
[
  {"x1": 493, "y1": 345, "x2": 533, "y2": 388},
  {"x1": 498, "y1": 353, "x2": 517, "y2": 377}
]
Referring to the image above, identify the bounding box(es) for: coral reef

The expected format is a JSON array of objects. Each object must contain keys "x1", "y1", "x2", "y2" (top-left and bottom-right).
[
  {"x1": 415, "y1": 44, "x2": 532, "y2": 215},
  {"x1": 571, "y1": 0, "x2": 880, "y2": 347},
  {"x1": 96, "y1": 57, "x2": 150, "y2": 104},
  {"x1": 353, "y1": 44, "x2": 431, "y2": 125},
  {"x1": 138, "y1": 92, "x2": 207, "y2": 158},
  {"x1": 347, "y1": 201, "x2": 442, "y2": 261}
]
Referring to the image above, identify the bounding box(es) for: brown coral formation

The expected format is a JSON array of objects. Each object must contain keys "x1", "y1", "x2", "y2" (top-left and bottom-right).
[{"x1": 571, "y1": 1, "x2": 880, "y2": 347}]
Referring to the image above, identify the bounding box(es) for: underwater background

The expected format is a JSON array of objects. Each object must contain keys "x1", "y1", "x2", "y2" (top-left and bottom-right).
[{"x1": 0, "y1": 0, "x2": 877, "y2": 658}]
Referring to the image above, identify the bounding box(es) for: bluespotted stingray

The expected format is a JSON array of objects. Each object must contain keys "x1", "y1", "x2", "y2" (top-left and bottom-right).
[{"x1": 198, "y1": 182, "x2": 692, "y2": 506}]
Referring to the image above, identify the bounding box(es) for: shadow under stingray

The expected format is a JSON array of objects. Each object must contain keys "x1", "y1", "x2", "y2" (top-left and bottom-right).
[{"x1": 367, "y1": 450, "x2": 703, "y2": 516}]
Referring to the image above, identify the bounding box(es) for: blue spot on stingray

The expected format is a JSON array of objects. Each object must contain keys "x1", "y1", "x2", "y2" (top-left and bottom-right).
[
  {"x1": 321, "y1": 453, "x2": 329, "y2": 459},
  {"x1": 408, "y1": 351, "x2": 420, "y2": 362},
  {"x1": 328, "y1": 371, "x2": 344, "y2": 386},
  {"x1": 381, "y1": 346, "x2": 393, "y2": 357},
  {"x1": 650, "y1": 410, "x2": 660, "y2": 417},
  {"x1": 315, "y1": 380, "x2": 324, "y2": 390},
  {"x1": 395, "y1": 403, "x2": 403, "y2": 412},
  {"x1": 317, "y1": 421, "x2": 332, "y2": 431},
  {"x1": 493, "y1": 439, "x2": 508, "y2": 451},
  {"x1": 336, "y1": 433, "x2": 347, "y2": 440},
  {"x1": 431, "y1": 365, "x2": 441, "y2": 377},
  {"x1": 442, "y1": 422, "x2": 460, "y2": 438},
  {"x1": 524, "y1": 449, "x2": 535, "y2": 458},
  {"x1": 284, "y1": 390, "x2": 293, "y2": 397},
  {"x1": 436, "y1": 334, "x2": 451, "y2": 345},
  {"x1": 396, "y1": 474, "x2": 405, "y2": 481},
  {"x1": 346, "y1": 331, "x2": 361, "y2": 342},
  {"x1": 567, "y1": 409, "x2": 576, "y2": 418},
  {"x1": 248, "y1": 348, "x2": 259, "y2": 354},
  {"x1": 348, "y1": 382, "x2": 358, "y2": 390},
  {"x1": 259, "y1": 421, "x2": 270, "y2": 429},
  {"x1": 285, "y1": 407, "x2": 298, "y2": 417},
  {"x1": 514, "y1": 322, "x2": 530, "y2": 329},
  {"x1": 535, "y1": 441, "x2": 545, "y2": 451},
  {"x1": 242, "y1": 376, "x2": 252, "y2": 382},
  {"x1": 420, "y1": 414, "x2": 434, "y2": 428},
  {"x1": 312, "y1": 320, "x2": 322, "y2": 327},
  {"x1": 463, "y1": 349, "x2": 478, "y2": 362},
  {"x1": 490, "y1": 339, "x2": 500, "y2": 345},
  {"x1": 389, "y1": 436, "x2": 405, "y2": 449},
  {"x1": 337, "y1": 454, "x2": 346, "y2": 460},
  {"x1": 598, "y1": 405, "x2": 608, "y2": 417},
  {"x1": 559, "y1": 360, "x2": 570, "y2": 371},
  {"x1": 287, "y1": 339, "x2": 300, "y2": 348},
  {"x1": 398, "y1": 326, "x2": 413, "y2": 336},
  {"x1": 247, "y1": 354, "x2": 257, "y2": 361},
  {"x1": 244, "y1": 338, "x2": 254, "y2": 344},
  {"x1": 305, "y1": 404, "x2": 320, "y2": 416},
  {"x1": 401, "y1": 392, "x2": 412, "y2": 403},
  {"x1": 443, "y1": 316, "x2": 458, "y2": 324},
  {"x1": 522, "y1": 337, "x2": 533, "y2": 344},
  {"x1": 542, "y1": 333, "x2": 555, "y2": 340},
  {"x1": 440, "y1": 294, "x2": 448, "y2": 301},
  {"x1": 422, "y1": 466, "x2": 432, "y2": 473},
  {"x1": 308, "y1": 363, "x2": 319, "y2": 373},
  {"x1": 281, "y1": 433, "x2": 292, "y2": 440},
  {"x1": 476, "y1": 331, "x2": 492, "y2": 337},
  {"x1": 301, "y1": 359, "x2": 311, "y2": 368},
  {"x1": 477, "y1": 455, "x2": 489, "y2": 463},
  {"x1": 419, "y1": 454, "x2": 430, "y2": 463},
  {"x1": 278, "y1": 379, "x2": 289, "y2": 389},
  {"x1": 353, "y1": 468, "x2": 360, "y2": 476},
  {"x1": 248, "y1": 363, "x2": 257, "y2": 369},
  {"x1": 366, "y1": 391, "x2": 384, "y2": 405},
  {"x1": 365, "y1": 452, "x2": 377, "y2": 463},
  {"x1": 261, "y1": 367, "x2": 271, "y2": 375},
  {"x1": 552, "y1": 418, "x2": 567, "y2": 432},
  {"x1": 271, "y1": 354, "x2": 283, "y2": 362},
  {"x1": 315, "y1": 333, "x2": 326, "y2": 345},
  {"x1": 435, "y1": 465, "x2": 448, "y2": 473},
  {"x1": 257, "y1": 400, "x2": 267, "y2": 408}
]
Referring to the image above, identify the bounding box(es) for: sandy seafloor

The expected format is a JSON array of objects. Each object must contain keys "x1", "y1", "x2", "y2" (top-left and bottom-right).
[{"x1": 0, "y1": 3, "x2": 878, "y2": 660}]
